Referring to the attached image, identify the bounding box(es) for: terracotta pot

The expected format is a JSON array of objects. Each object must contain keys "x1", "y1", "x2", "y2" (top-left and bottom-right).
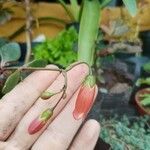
[{"x1": 135, "y1": 88, "x2": 150, "y2": 115}]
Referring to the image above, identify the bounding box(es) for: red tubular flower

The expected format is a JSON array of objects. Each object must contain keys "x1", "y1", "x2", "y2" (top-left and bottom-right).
[
  {"x1": 28, "y1": 108, "x2": 53, "y2": 135},
  {"x1": 73, "y1": 75, "x2": 96, "y2": 120}
]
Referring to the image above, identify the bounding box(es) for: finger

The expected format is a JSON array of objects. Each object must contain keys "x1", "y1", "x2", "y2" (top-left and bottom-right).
[
  {"x1": 0, "y1": 65, "x2": 60, "y2": 141},
  {"x1": 7, "y1": 64, "x2": 89, "y2": 150},
  {"x1": 0, "y1": 142, "x2": 19, "y2": 150},
  {"x1": 0, "y1": 141, "x2": 6, "y2": 149},
  {"x1": 69, "y1": 119, "x2": 100, "y2": 150},
  {"x1": 32, "y1": 86, "x2": 98, "y2": 150}
]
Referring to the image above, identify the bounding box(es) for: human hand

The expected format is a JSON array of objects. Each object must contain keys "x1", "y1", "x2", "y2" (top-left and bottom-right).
[{"x1": 0, "y1": 64, "x2": 100, "y2": 150}]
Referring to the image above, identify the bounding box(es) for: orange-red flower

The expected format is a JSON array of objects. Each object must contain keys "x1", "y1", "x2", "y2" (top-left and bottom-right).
[
  {"x1": 28, "y1": 108, "x2": 53, "y2": 135},
  {"x1": 73, "y1": 75, "x2": 96, "y2": 120}
]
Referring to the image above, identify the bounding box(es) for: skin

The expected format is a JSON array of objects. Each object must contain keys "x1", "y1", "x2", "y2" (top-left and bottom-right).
[{"x1": 0, "y1": 64, "x2": 100, "y2": 150}]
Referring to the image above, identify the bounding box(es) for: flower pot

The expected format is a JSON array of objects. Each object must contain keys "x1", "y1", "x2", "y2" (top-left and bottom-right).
[{"x1": 135, "y1": 88, "x2": 150, "y2": 115}]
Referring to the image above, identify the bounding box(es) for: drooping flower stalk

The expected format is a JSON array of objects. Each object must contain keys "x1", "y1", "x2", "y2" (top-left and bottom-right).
[
  {"x1": 73, "y1": 75, "x2": 96, "y2": 120},
  {"x1": 28, "y1": 71, "x2": 67, "y2": 134}
]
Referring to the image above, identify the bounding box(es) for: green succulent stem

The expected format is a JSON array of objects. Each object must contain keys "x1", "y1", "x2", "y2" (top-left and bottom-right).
[{"x1": 78, "y1": 0, "x2": 100, "y2": 67}]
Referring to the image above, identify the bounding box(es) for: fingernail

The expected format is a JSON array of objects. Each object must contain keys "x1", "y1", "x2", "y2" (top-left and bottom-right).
[
  {"x1": 28, "y1": 108, "x2": 53, "y2": 134},
  {"x1": 73, "y1": 75, "x2": 96, "y2": 120}
]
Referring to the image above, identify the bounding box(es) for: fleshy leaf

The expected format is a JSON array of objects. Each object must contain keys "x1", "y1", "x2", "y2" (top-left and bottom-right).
[
  {"x1": 136, "y1": 78, "x2": 150, "y2": 86},
  {"x1": 123, "y1": 0, "x2": 137, "y2": 17},
  {"x1": 2, "y1": 70, "x2": 21, "y2": 94},
  {"x1": 141, "y1": 97, "x2": 150, "y2": 106},
  {"x1": 0, "y1": 42, "x2": 21, "y2": 66},
  {"x1": 78, "y1": 0, "x2": 100, "y2": 66}
]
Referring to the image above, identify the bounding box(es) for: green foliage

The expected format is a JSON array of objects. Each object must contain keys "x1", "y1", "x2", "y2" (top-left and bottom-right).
[
  {"x1": 33, "y1": 27, "x2": 78, "y2": 68},
  {"x1": 143, "y1": 62, "x2": 150, "y2": 73},
  {"x1": 100, "y1": 115, "x2": 150, "y2": 150},
  {"x1": 136, "y1": 77, "x2": 150, "y2": 86},
  {"x1": 140, "y1": 93, "x2": 150, "y2": 107},
  {"x1": 0, "y1": 37, "x2": 48, "y2": 94},
  {"x1": 122, "y1": 0, "x2": 137, "y2": 17},
  {"x1": 2, "y1": 70, "x2": 20, "y2": 94},
  {"x1": 0, "y1": 42, "x2": 21, "y2": 66},
  {"x1": 2, "y1": 59, "x2": 47, "y2": 94}
]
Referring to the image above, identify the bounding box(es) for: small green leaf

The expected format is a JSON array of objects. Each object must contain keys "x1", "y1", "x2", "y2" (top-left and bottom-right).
[
  {"x1": 141, "y1": 97, "x2": 150, "y2": 106},
  {"x1": 26, "y1": 59, "x2": 47, "y2": 68},
  {"x1": 143, "y1": 62, "x2": 150, "y2": 73},
  {"x1": 0, "y1": 42, "x2": 21, "y2": 66},
  {"x1": 2, "y1": 70, "x2": 21, "y2": 94},
  {"x1": 123, "y1": 0, "x2": 137, "y2": 17},
  {"x1": 136, "y1": 78, "x2": 150, "y2": 86}
]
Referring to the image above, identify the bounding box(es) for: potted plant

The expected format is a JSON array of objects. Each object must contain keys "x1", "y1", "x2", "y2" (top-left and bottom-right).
[
  {"x1": 0, "y1": 0, "x2": 142, "y2": 149},
  {"x1": 135, "y1": 88, "x2": 150, "y2": 115}
]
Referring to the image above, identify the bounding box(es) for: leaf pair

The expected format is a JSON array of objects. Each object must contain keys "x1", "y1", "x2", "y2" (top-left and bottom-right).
[{"x1": 2, "y1": 59, "x2": 47, "y2": 94}]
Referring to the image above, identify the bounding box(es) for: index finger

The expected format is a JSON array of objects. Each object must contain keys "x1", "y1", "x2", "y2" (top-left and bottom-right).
[{"x1": 0, "y1": 65, "x2": 60, "y2": 141}]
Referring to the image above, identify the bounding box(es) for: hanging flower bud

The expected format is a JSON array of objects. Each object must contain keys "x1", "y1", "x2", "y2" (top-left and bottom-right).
[
  {"x1": 73, "y1": 75, "x2": 96, "y2": 120},
  {"x1": 28, "y1": 108, "x2": 53, "y2": 134},
  {"x1": 41, "y1": 91, "x2": 54, "y2": 100}
]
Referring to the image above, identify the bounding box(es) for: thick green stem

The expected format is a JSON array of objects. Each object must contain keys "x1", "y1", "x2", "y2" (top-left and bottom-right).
[{"x1": 78, "y1": 0, "x2": 100, "y2": 66}]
